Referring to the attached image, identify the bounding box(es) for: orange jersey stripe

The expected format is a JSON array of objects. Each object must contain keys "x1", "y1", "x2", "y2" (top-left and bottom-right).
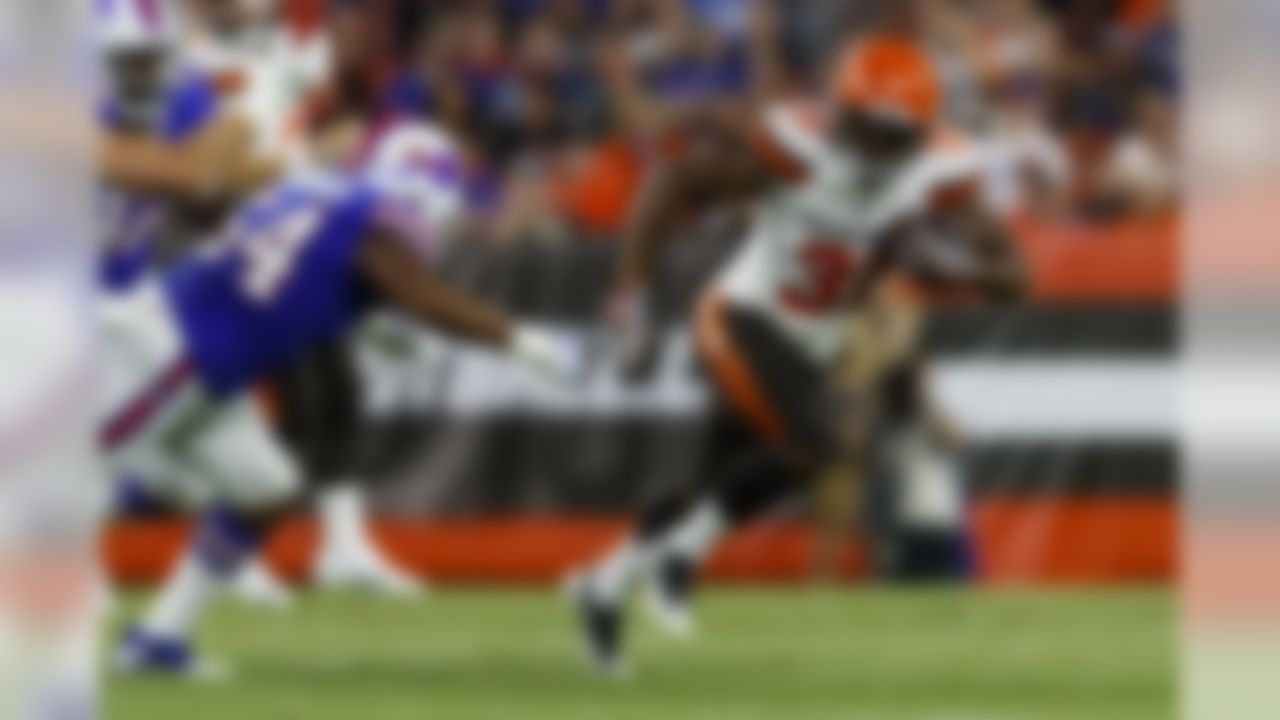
[
  {"x1": 745, "y1": 121, "x2": 809, "y2": 184},
  {"x1": 694, "y1": 292, "x2": 787, "y2": 444}
]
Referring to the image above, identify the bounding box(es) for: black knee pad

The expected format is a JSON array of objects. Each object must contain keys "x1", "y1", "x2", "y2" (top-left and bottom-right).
[
  {"x1": 714, "y1": 450, "x2": 798, "y2": 526},
  {"x1": 637, "y1": 489, "x2": 697, "y2": 540}
]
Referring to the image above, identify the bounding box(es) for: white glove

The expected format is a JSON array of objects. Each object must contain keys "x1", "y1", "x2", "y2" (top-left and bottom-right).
[
  {"x1": 510, "y1": 325, "x2": 585, "y2": 382},
  {"x1": 605, "y1": 285, "x2": 659, "y2": 382}
]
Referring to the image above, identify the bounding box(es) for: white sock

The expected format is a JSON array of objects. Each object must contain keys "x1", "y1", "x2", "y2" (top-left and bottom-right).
[
  {"x1": 589, "y1": 539, "x2": 649, "y2": 604},
  {"x1": 660, "y1": 499, "x2": 728, "y2": 565},
  {"x1": 140, "y1": 552, "x2": 221, "y2": 639},
  {"x1": 318, "y1": 483, "x2": 375, "y2": 562},
  {"x1": 591, "y1": 501, "x2": 728, "y2": 603}
]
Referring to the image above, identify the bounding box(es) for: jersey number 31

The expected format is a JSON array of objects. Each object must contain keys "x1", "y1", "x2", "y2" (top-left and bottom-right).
[{"x1": 780, "y1": 242, "x2": 858, "y2": 314}]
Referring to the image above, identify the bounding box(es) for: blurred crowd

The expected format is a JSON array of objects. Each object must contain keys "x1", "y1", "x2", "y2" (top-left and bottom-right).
[{"x1": 288, "y1": 0, "x2": 1178, "y2": 238}]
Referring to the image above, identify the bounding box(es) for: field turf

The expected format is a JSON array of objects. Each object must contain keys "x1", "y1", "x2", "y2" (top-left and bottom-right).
[{"x1": 108, "y1": 587, "x2": 1172, "y2": 719}]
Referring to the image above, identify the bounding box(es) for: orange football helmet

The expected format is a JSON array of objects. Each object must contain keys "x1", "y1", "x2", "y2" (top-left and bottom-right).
[{"x1": 833, "y1": 35, "x2": 942, "y2": 128}]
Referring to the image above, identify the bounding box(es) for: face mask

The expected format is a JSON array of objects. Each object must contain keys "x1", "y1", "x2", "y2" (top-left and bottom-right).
[{"x1": 106, "y1": 49, "x2": 173, "y2": 131}]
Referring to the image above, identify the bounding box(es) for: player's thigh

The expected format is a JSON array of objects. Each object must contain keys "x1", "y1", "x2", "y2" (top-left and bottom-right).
[
  {"x1": 716, "y1": 308, "x2": 839, "y2": 464},
  {"x1": 271, "y1": 340, "x2": 360, "y2": 484},
  {"x1": 115, "y1": 442, "x2": 220, "y2": 510},
  {"x1": 100, "y1": 290, "x2": 216, "y2": 508},
  {"x1": 98, "y1": 282, "x2": 186, "y2": 429},
  {"x1": 188, "y1": 393, "x2": 302, "y2": 510}
]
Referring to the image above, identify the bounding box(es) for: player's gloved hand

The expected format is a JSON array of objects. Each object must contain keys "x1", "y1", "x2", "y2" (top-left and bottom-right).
[
  {"x1": 510, "y1": 325, "x2": 587, "y2": 383},
  {"x1": 605, "y1": 284, "x2": 660, "y2": 383}
]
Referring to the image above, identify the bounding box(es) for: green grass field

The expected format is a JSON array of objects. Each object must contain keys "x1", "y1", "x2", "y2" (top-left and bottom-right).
[{"x1": 108, "y1": 587, "x2": 1173, "y2": 720}]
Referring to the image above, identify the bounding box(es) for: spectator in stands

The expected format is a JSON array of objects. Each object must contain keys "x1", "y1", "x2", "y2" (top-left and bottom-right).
[
  {"x1": 972, "y1": 0, "x2": 1072, "y2": 217},
  {"x1": 1095, "y1": 84, "x2": 1177, "y2": 214},
  {"x1": 1039, "y1": 0, "x2": 1179, "y2": 219},
  {"x1": 378, "y1": 0, "x2": 1176, "y2": 230}
]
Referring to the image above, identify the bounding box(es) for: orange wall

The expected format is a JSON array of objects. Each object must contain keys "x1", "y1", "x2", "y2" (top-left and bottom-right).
[
  {"x1": 107, "y1": 497, "x2": 1175, "y2": 586},
  {"x1": 1013, "y1": 214, "x2": 1177, "y2": 302}
]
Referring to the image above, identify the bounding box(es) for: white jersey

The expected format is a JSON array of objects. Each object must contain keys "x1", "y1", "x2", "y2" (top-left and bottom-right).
[
  {"x1": 716, "y1": 101, "x2": 983, "y2": 362},
  {"x1": 184, "y1": 24, "x2": 331, "y2": 160}
]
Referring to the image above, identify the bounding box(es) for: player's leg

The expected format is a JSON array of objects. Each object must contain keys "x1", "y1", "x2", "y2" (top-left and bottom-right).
[
  {"x1": 871, "y1": 357, "x2": 974, "y2": 582},
  {"x1": 224, "y1": 386, "x2": 295, "y2": 611},
  {"x1": 119, "y1": 391, "x2": 302, "y2": 678},
  {"x1": 281, "y1": 338, "x2": 423, "y2": 597},
  {"x1": 99, "y1": 283, "x2": 233, "y2": 677},
  {"x1": 225, "y1": 346, "x2": 338, "y2": 608},
  {"x1": 310, "y1": 320, "x2": 436, "y2": 597},
  {"x1": 645, "y1": 299, "x2": 840, "y2": 624},
  {"x1": 811, "y1": 281, "x2": 925, "y2": 581},
  {"x1": 99, "y1": 285, "x2": 209, "y2": 675},
  {"x1": 572, "y1": 415, "x2": 803, "y2": 674},
  {"x1": 614, "y1": 397, "x2": 787, "y2": 629},
  {"x1": 572, "y1": 296, "x2": 834, "y2": 673},
  {"x1": 312, "y1": 482, "x2": 423, "y2": 597},
  {"x1": 227, "y1": 338, "x2": 418, "y2": 605}
]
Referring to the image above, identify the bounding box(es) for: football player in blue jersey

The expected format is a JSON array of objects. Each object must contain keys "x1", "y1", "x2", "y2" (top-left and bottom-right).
[
  {"x1": 101, "y1": 85, "x2": 583, "y2": 676},
  {"x1": 98, "y1": 0, "x2": 435, "y2": 610},
  {"x1": 180, "y1": 0, "x2": 439, "y2": 605}
]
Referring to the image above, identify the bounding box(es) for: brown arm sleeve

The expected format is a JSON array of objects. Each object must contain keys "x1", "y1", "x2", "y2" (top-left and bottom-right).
[{"x1": 617, "y1": 113, "x2": 799, "y2": 289}]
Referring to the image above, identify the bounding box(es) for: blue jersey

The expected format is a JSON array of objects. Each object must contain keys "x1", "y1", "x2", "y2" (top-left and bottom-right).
[
  {"x1": 165, "y1": 173, "x2": 382, "y2": 395},
  {"x1": 99, "y1": 70, "x2": 220, "y2": 292}
]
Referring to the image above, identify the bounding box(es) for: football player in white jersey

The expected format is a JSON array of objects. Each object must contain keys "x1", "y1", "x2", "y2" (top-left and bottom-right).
[
  {"x1": 99, "y1": 0, "x2": 280, "y2": 255},
  {"x1": 181, "y1": 0, "x2": 331, "y2": 158},
  {"x1": 179, "y1": 0, "x2": 430, "y2": 604},
  {"x1": 570, "y1": 34, "x2": 1026, "y2": 677}
]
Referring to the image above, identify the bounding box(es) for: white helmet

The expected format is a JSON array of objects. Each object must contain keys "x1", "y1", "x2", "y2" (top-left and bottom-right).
[
  {"x1": 98, "y1": 0, "x2": 181, "y2": 129},
  {"x1": 95, "y1": 0, "x2": 177, "y2": 53},
  {"x1": 360, "y1": 121, "x2": 470, "y2": 258}
]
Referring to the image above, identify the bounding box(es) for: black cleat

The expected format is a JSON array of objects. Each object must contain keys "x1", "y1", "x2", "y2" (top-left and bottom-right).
[{"x1": 566, "y1": 573, "x2": 630, "y2": 679}]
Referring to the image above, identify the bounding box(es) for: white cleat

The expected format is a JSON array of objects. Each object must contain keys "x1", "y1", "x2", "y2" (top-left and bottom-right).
[
  {"x1": 643, "y1": 582, "x2": 696, "y2": 639},
  {"x1": 312, "y1": 486, "x2": 426, "y2": 599},
  {"x1": 230, "y1": 559, "x2": 296, "y2": 611},
  {"x1": 313, "y1": 549, "x2": 427, "y2": 600},
  {"x1": 642, "y1": 555, "x2": 698, "y2": 639}
]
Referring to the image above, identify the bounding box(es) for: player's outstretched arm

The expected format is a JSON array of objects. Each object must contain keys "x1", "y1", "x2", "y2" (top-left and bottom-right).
[
  {"x1": 357, "y1": 230, "x2": 579, "y2": 379},
  {"x1": 611, "y1": 118, "x2": 784, "y2": 378},
  {"x1": 357, "y1": 229, "x2": 513, "y2": 348},
  {"x1": 617, "y1": 124, "x2": 776, "y2": 289}
]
